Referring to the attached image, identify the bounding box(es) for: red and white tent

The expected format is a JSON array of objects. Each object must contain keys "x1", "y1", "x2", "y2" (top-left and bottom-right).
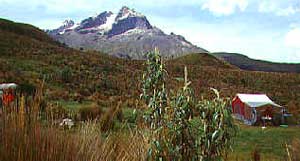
[{"x1": 232, "y1": 94, "x2": 282, "y2": 125}]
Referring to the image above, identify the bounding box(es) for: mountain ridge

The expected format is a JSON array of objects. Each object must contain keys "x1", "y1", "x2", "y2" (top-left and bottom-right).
[
  {"x1": 47, "y1": 6, "x2": 208, "y2": 59},
  {"x1": 213, "y1": 52, "x2": 300, "y2": 73}
]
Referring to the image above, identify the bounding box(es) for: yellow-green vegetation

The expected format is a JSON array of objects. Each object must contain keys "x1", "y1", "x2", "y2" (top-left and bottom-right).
[
  {"x1": 1, "y1": 18, "x2": 300, "y2": 111},
  {"x1": 230, "y1": 124, "x2": 300, "y2": 161},
  {"x1": 1, "y1": 18, "x2": 300, "y2": 160}
]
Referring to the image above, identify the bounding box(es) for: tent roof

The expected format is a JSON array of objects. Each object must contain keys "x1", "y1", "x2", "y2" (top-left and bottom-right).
[
  {"x1": 0, "y1": 83, "x2": 17, "y2": 90},
  {"x1": 236, "y1": 93, "x2": 282, "y2": 108}
]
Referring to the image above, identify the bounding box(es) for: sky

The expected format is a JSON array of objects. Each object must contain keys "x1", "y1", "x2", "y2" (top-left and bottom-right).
[{"x1": 1, "y1": 0, "x2": 300, "y2": 63}]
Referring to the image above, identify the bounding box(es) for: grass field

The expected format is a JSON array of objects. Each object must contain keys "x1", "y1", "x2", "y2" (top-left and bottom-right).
[
  {"x1": 1, "y1": 18, "x2": 300, "y2": 161},
  {"x1": 229, "y1": 124, "x2": 300, "y2": 160},
  {"x1": 55, "y1": 101, "x2": 300, "y2": 160}
]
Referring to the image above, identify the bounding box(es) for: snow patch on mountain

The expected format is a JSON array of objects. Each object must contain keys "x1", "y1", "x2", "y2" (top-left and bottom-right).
[
  {"x1": 98, "y1": 13, "x2": 117, "y2": 32},
  {"x1": 69, "y1": 23, "x2": 80, "y2": 30},
  {"x1": 116, "y1": 6, "x2": 144, "y2": 21},
  {"x1": 122, "y1": 28, "x2": 145, "y2": 35}
]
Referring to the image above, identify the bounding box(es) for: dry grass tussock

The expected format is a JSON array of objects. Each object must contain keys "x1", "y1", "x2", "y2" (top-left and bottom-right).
[{"x1": 0, "y1": 85, "x2": 149, "y2": 161}]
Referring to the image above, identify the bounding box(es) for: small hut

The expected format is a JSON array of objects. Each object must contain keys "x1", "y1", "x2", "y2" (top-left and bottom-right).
[{"x1": 232, "y1": 94, "x2": 283, "y2": 125}]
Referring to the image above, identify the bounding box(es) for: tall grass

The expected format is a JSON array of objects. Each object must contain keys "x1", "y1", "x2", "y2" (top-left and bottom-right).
[
  {"x1": 286, "y1": 138, "x2": 300, "y2": 161},
  {"x1": 0, "y1": 83, "x2": 149, "y2": 161}
]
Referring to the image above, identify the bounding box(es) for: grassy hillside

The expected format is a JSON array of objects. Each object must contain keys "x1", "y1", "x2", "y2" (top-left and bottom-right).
[
  {"x1": 1, "y1": 19, "x2": 300, "y2": 111},
  {"x1": 0, "y1": 18, "x2": 57, "y2": 44},
  {"x1": 213, "y1": 52, "x2": 300, "y2": 73},
  {"x1": 1, "y1": 18, "x2": 300, "y2": 161}
]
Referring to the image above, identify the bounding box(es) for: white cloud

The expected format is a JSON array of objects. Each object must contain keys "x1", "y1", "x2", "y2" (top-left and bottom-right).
[
  {"x1": 201, "y1": 0, "x2": 248, "y2": 16},
  {"x1": 285, "y1": 28, "x2": 300, "y2": 48},
  {"x1": 283, "y1": 27, "x2": 300, "y2": 62},
  {"x1": 276, "y1": 6, "x2": 299, "y2": 16},
  {"x1": 258, "y1": 1, "x2": 300, "y2": 16}
]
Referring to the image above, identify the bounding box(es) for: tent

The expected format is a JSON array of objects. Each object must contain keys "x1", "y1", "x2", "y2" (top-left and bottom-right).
[
  {"x1": 0, "y1": 83, "x2": 17, "y2": 90},
  {"x1": 232, "y1": 94, "x2": 283, "y2": 125}
]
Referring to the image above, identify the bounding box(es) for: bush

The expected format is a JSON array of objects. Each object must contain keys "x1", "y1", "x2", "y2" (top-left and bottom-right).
[
  {"x1": 60, "y1": 67, "x2": 72, "y2": 83},
  {"x1": 78, "y1": 104, "x2": 103, "y2": 121},
  {"x1": 99, "y1": 102, "x2": 122, "y2": 132},
  {"x1": 141, "y1": 50, "x2": 238, "y2": 160},
  {"x1": 46, "y1": 103, "x2": 68, "y2": 120},
  {"x1": 122, "y1": 108, "x2": 139, "y2": 124}
]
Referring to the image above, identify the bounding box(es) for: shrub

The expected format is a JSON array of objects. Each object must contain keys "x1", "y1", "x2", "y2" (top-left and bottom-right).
[
  {"x1": 141, "y1": 50, "x2": 238, "y2": 160},
  {"x1": 60, "y1": 66, "x2": 72, "y2": 83},
  {"x1": 195, "y1": 89, "x2": 238, "y2": 160},
  {"x1": 100, "y1": 101, "x2": 122, "y2": 132},
  {"x1": 122, "y1": 108, "x2": 139, "y2": 124},
  {"x1": 78, "y1": 104, "x2": 103, "y2": 121},
  {"x1": 46, "y1": 102, "x2": 68, "y2": 120}
]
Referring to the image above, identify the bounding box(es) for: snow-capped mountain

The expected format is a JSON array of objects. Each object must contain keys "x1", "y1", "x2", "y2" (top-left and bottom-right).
[{"x1": 47, "y1": 6, "x2": 207, "y2": 59}]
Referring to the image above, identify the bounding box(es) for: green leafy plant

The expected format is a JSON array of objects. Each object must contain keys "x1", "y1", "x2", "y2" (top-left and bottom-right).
[
  {"x1": 195, "y1": 88, "x2": 238, "y2": 160},
  {"x1": 141, "y1": 50, "x2": 238, "y2": 160},
  {"x1": 140, "y1": 48, "x2": 168, "y2": 159}
]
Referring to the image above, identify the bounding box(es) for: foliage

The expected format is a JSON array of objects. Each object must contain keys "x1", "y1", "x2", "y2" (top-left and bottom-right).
[
  {"x1": 140, "y1": 49, "x2": 168, "y2": 159},
  {"x1": 1, "y1": 18, "x2": 300, "y2": 161},
  {"x1": 141, "y1": 48, "x2": 167, "y2": 129},
  {"x1": 141, "y1": 50, "x2": 238, "y2": 160},
  {"x1": 1, "y1": 19, "x2": 300, "y2": 110},
  {"x1": 195, "y1": 89, "x2": 238, "y2": 160},
  {"x1": 0, "y1": 107, "x2": 149, "y2": 161},
  {"x1": 0, "y1": 81, "x2": 149, "y2": 161},
  {"x1": 60, "y1": 67, "x2": 72, "y2": 83},
  {"x1": 77, "y1": 103, "x2": 103, "y2": 121},
  {"x1": 166, "y1": 67, "x2": 196, "y2": 159}
]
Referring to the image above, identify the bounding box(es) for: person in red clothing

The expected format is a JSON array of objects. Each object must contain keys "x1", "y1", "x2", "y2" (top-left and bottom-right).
[
  {"x1": 2, "y1": 89, "x2": 15, "y2": 106},
  {"x1": 0, "y1": 83, "x2": 17, "y2": 114}
]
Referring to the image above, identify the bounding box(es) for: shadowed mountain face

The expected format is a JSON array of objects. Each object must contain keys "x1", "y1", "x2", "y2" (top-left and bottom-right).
[
  {"x1": 47, "y1": 6, "x2": 207, "y2": 59},
  {"x1": 213, "y1": 52, "x2": 300, "y2": 73}
]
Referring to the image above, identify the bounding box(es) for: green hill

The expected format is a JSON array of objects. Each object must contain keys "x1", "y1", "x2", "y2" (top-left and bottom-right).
[
  {"x1": 1, "y1": 18, "x2": 300, "y2": 112},
  {"x1": 213, "y1": 52, "x2": 300, "y2": 73}
]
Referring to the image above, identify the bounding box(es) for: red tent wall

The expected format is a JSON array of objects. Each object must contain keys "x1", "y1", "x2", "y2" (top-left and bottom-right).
[{"x1": 232, "y1": 97, "x2": 245, "y2": 117}]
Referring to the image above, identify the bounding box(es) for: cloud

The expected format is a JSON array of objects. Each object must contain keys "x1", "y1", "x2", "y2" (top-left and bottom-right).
[
  {"x1": 201, "y1": 0, "x2": 248, "y2": 16},
  {"x1": 285, "y1": 27, "x2": 300, "y2": 48},
  {"x1": 258, "y1": 0, "x2": 300, "y2": 16},
  {"x1": 283, "y1": 27, "x2": 300, "y2": 62}
]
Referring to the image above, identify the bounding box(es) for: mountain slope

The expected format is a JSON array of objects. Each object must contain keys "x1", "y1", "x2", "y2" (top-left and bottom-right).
[
  {"x1": 47, "y1": 6, "x2": 207, "y2": 59},
  {"x1": 0, "y1": 18, "x2": 57, "y2": 44},
  {"x1": 1, "y1": 18, "x2": 300, "y2": 111},
  {"x1": 213, "y1": 52, "x2": 300, "y2": 73}
]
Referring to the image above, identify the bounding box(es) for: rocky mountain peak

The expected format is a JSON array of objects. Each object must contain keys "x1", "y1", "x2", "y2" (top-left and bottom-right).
[
  {"x1": 47, "y1": 6, "x2": 208, "y2": 59},
  {"x1": 106, "y1": 6, "x2": 152, "y2": 37},
  {"x1": 62, "y1": 19, "x2": 75, "y2": 28},
  {"x1": 116, "y1": 6, "x2": 144, "y2": 20},
  {"x1": 77, "y1": 11, "x2": 112, "y2": 30}
]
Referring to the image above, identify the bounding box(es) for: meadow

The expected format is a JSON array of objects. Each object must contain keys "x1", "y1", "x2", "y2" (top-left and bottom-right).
[
  {"x1": 1, "y1": 18, "x2": 300, "y2": 161},
  {"x1": 1, "y1": 95, "x2": 299, "y2": 161}
]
